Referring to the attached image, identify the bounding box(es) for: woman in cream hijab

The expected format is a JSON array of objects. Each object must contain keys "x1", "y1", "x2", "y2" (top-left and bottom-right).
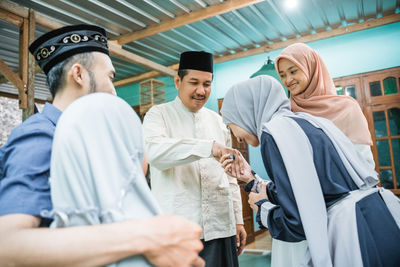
[{"x1": 220, "y1": 75, "x2": 400, "y2": 267}]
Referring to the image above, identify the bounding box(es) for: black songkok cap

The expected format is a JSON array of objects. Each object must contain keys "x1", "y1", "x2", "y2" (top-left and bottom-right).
[
  {"x1": 29, "y1": 24, "x2": 109, "y2": 75},
  {"x1": 178, "y1": 51, "x2": 213, "y2": 73}
]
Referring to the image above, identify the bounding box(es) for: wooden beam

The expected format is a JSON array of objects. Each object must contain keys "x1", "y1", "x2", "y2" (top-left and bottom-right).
[
  {"x1": 214, "y1": 13, "x2": 400, "y2": 64},
  {"x1": 114, "y1": 64, "x2": 178, "y2": 88},
  {"x1": 115, "y1": 0, "x2": 265, "y2": 45},
  {"x1": 22, "y1": 9, "x2": 36, "y2": 120},
  {"x1": 0, "y1": 0, "x2": 64, "y2": 30},
  {"x1": 0, "y1": 58, "x2": 26, "y2": 108},
  {"x1": 115, "y1": 13, "x2": 400, "y2": 87},
  {"x1": 0, "y1": 0, "x2": 28, "y2": 18},
  {"x1": 0, "y1": 7, "x2": 24, "y2": 26},
  {"x1": 108, "y1": 41, "x2": 176, "y2": 77},
  {"x1": 0, "y1": 90, "x2": 48, "y2": 104},
  {"x1": 0, "y1": 65, "x2": 42, "y2": 85},
  {"x1": 19, "y1": 16, "x2": 29, "y2": 110},
  {"x1": 1, "y1": 0, "x2": 177, "y2": 77}
]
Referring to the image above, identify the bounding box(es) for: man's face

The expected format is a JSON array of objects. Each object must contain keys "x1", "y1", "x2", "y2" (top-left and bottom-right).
[
  {"x1": 86, "y1": 52, "x2": 116, "y2": 95},
  {"x1": 175, "y1": 69, "x2": 212, "y2": 112}
]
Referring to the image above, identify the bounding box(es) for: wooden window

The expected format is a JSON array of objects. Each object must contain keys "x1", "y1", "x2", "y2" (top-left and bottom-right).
[{"x1": 334, "y1": 66, "x2": 400, "y2": 195}]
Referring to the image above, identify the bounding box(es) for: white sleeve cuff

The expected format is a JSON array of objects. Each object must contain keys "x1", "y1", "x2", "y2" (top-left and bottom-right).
[{"x1": 260, "y1": 201, "x2": 277, "y2": 228}]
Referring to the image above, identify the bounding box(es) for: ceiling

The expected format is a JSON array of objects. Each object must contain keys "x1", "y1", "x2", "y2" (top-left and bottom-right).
[{"x1": 0, "y1": 0, "x2": 399, "y2": 102}]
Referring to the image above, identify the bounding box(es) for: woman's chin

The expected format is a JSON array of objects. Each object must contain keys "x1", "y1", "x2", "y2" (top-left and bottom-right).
[{"x1": 249, "y1": 140, "x2": 260, "y2": 147}]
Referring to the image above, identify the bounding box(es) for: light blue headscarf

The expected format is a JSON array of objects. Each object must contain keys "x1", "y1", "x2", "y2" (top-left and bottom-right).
[
  {"x1": 220, "y1": 75, "x2": 292, "y2": 140},
  {"x1": 49, "y1": 93, "x2": 160, "y2": 267}
]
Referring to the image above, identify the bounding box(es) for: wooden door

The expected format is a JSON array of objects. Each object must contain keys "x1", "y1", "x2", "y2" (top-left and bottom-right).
[
  {"x1": 218, "y1": 98, "x2": 255, "y2": 244},
  {"x1": 334, "y1": 67, "x2": 400, "y2": 195}
]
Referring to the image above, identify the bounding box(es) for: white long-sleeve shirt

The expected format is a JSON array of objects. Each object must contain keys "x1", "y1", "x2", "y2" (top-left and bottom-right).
[{"x1": 143, "y1": 97, "x2": 243, "y2": 241}]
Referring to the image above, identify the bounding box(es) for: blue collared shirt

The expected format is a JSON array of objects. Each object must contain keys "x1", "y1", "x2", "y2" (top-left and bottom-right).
[{"x1": 0, "y1": 103, "x2": 61, "y2": 222}]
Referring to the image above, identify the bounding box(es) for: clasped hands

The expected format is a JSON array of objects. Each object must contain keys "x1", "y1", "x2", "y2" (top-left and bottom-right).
[
  {"x1": 212, "y1": 141, "x2": 252, "y2": 183},
  {"x1": 213, "y1": 141, "x2": 269, "y2": 212}
]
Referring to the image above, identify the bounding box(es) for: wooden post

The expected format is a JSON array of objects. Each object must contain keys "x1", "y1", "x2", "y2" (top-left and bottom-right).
[{"x1": 21, "y1": 9, "x2": 35, "y2": 120}]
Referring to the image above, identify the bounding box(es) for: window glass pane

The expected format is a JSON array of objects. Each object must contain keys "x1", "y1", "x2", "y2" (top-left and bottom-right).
[
  {"x1": 345, "y1": 85, "x2": 357, "y2": 99},
  {"x1": 373, "y1": 111, "x2": 387, "y2": 137},
  {"x1": 383, "y1": 77, "x2": 398, "y2": 95},
  {"x1": 336, "y1": 86, "x2": 343, "y2": 95},
  {"x1": 369, "y1": 81, "x2": 382, "y2": 96},
  {"x1": 388, "y1": 108, "x2": 400, "y2": 136},
  {"x1": 377, "y1": 140, "x2": 391, "y2": 166},
  {"x1": 392, "y1": 139, "x2": 400, "y2": 188},
  {"x1": 380, "y1": 169, "x2": 394, "y2": 189}
]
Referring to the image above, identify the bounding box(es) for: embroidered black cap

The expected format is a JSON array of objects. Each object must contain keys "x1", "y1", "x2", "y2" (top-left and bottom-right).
[
  {"x1": 29, "y1": 24, "x2": 109, "y2": 75},
  {"x1": 178, "y1": 51, "x2": 213, "y2": 73}
]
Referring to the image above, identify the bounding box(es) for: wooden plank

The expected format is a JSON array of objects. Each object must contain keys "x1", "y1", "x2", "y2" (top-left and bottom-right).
[
  {"x1": 22, "y1": 9, "x2": 36, "y2": 120},
  {"x1": 0, "y1": 58, "x2": 26, "y2": 108},
  {"x1": 114, "y1": 64, "x2": 179, "y2": 88},
  {"x1": 108, "y1": 41, "x2": 176, "y2": 77},
  {"x1": 0, "y1": 0, "x2": 28, "y2": 18},
  {"x1": 214, "y1": 13, "x2": 400, "y2": 64},
  {"x1": 19, "y1": 17, "x2": 28, "y2": 110},
  {"x1": 1, "y1": 0, "x2": 178, "y2": 77},
  {"x1": 0, "y1": 65, "x2": 41, "y2": 85},
  {"x1": 115, "y1": 0, "x2": 264, "y2": 45},
  {"x1": 0, "y1": 90, "x2": 48, "y2": 104},
  {"x1": 115, "y1": 14, "x2": 400, "y2": 88},
  {"x1": 0, "y1": 7, "x2": 23, "y2": 26},
  {"x1": 0, "y1": 0, "x2": 63, "y2": 30}
]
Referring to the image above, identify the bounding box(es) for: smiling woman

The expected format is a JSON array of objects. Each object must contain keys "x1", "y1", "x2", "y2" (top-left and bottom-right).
[{"x1": 277, "y1": 58, "x2": 308, "y2": 96}]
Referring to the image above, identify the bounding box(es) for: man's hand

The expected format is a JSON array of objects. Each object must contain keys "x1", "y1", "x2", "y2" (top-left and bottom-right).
[
  {"x1": 143, "y1": 214, "x2": 205, "y2": 267},
  {"x1": 212, "y1": 141, "x2": 235, "y2": 160},
  {"x1": 220, "y1": 152, "x2": 253, "y2": 183},
  {"x1": 236, "y1": 224, "x2": 247, "y2": 256},
  {"x1": 248, "y1": 183, "x2": 268, "y2": 212}
]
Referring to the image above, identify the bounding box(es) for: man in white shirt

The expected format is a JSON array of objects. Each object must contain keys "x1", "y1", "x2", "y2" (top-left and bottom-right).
[{"x1": 143, "y1": 51, "x2": 246, "y2": 267}]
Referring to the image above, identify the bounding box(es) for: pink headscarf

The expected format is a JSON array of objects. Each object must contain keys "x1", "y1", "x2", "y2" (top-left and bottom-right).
[{"x1": 275, "y1": 43, "x2": 372, "y2": 145}]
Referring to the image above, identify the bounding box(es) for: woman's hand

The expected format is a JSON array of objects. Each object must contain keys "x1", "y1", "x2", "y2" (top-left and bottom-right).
[
  {"x1": 220, "y1": 151, "x2": 254, "y2": 183},
  {"x1": 248, "y1": 183, "x2": 268, "y2": 212}
]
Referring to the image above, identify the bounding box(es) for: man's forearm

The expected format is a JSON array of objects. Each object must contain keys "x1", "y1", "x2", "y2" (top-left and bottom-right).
[
  {"x1": 0, "y1": 217, "x2": 153, "y2": 267},
  {"x1": 145, "y1": 138, "x2": 213, "y2": 171}
]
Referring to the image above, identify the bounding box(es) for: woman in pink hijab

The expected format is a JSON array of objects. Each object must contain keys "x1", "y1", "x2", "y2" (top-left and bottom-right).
[
  {"x1": 275, "y1": 43, "x2": 374, "y2": 165},
  {"x1": 276, "y1": 43, "x2": 372, "y2": 144},
  {"x1": 273, "y1": 43, "x2": 375, "y2": 267}
]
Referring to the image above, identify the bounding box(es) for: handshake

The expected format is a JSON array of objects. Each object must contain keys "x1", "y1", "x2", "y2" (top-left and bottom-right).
[{"x1": 211, "y1": 141, "x2": 254, "y2": 184}]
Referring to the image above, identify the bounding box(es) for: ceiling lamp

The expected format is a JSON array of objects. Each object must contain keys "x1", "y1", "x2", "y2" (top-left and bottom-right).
[{"x1": 285, "y1": 0, "x2": 298, "y2": 10}]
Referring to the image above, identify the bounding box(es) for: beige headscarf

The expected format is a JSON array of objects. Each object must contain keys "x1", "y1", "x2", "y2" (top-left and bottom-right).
[{"x1": 275, "y1": 43, "x2": 372, "y2": 145}]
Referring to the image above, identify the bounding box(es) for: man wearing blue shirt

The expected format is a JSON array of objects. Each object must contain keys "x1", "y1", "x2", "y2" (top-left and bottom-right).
[{"x1": 0, "y1": 24, "x2": 204, "y2": 267}]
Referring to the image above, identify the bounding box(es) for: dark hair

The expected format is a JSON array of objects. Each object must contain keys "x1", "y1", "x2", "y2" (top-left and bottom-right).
[
  {"x1": 177, "y1": 69, "x2": 189, "y2": 80},
  {"x1": 177, "y1": 69, "x2": 214, "y2": 81},
  {"x1": 46, "y1": 52, "x2": 94, "y2": 97}
]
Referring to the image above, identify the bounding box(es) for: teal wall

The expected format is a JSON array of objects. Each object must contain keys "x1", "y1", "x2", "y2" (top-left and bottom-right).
[{"x1": 117, "y1": 21, "x2": 400, "y2": 180}]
